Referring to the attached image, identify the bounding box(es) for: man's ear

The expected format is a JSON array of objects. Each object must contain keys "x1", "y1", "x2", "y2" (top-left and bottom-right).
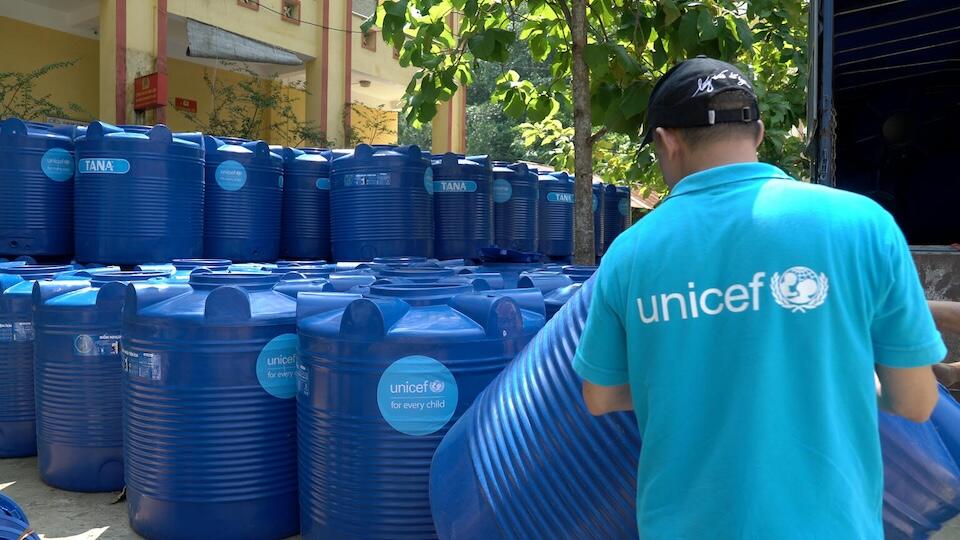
[
  {"x1": 655, "y1": 127, "x2": 682, "y2": 159},
  {"x1": 755, "y1": 120, "x2": 766, "y2": 149}
]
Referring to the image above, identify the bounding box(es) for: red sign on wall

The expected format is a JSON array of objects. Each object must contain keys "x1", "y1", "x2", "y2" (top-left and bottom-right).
[
  {"x1": 174, "y1": 97, "x2": 198, "y2": 114},
  {"x1": 133, "y1": 72, "x2": 168, "y2": 111}
]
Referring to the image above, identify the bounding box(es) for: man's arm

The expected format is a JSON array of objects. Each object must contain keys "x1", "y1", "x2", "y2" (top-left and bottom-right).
[
  {"x1": 583, "y1": 381, "x2": 634, "y2": 416},
  {"x1": 929, "y1": 301, "x2": 960, "y2": 335},
  {"x1": 876, "y1": 364, "x2": 939, "y2": 422}
]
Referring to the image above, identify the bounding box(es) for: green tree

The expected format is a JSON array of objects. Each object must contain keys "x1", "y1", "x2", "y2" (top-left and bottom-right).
[
  {"x1": 368, "y1": 0, "x2": 808, "y2": 260},
  {"x1": 0, "y1": 59, "x2": 92, "y2": 122}
]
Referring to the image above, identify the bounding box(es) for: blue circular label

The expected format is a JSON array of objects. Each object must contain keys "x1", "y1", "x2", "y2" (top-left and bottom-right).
[
  {"x1": 424, "y1": 168, "x2": 434, "y2": 194},
  {"x1": 278, "y1": 175, "x2": 284, "y2": 188},
  {"x1": 41, "y1": 148, "x2": 74, "y2": 182},
  {"x1": 493, "y1": 179, "x2": 512, "y2": 203},
  {"x1": 377, "y1": 355, "x2": 458, "y2": 436},
  {"x1": 316, "y1": 178, "x2": 330, "y2": 190},
  {"x1": 215, "y1": 160, "x2": 247, "y2": 191},
  {"x1": 619, "y1": 197, "x2": 629, "y2": 216},
  {"x1": 256, "y1": 333, "x2": 298, "y2": 399}
]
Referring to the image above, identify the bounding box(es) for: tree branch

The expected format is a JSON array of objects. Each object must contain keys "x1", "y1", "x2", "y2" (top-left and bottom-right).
[{"x1": 589, "y1": 127, "x2": 609, "y2": 145}]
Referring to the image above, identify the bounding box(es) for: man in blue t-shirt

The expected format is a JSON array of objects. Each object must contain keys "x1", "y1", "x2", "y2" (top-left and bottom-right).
[{"x1": 573, "y1": 57, "x2": 945, "y2": 538}]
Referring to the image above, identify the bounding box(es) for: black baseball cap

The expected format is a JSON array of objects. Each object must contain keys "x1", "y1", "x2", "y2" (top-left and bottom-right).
[{"x1": 640, "y1": 56, "x2": 760, "y2": 147}]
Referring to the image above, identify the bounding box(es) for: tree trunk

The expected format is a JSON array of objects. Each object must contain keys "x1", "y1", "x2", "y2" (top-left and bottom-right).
[{"x1": 569, "y1": 0, "x2": 594, "y2": 265}]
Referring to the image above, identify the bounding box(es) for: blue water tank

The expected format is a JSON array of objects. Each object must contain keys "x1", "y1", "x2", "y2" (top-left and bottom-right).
[
  {"x1": 593, "y1": 183, "x2": 604, "y2": 257},
  {"x1": 603, "y1": 185, "x2": 630, "y2": 251},
  {"x1": 0, "y1": 492, "x2": 40, "y2": 540},
  {"x1": 281, "y1": 148, "x2": 331, "y2": 260},
  {"x1": 215, "y1": 136, "x2": 251, "y2": 146},
  {"x1": 203, "y1": 137, "x2": 283, "y2": 262},
  {"x1": 518, "y1": 272, "x2": 579, "y2": 320},
  {"x1": 330, "y1": 144, "x2": 433, "y2": 261},
  {"x1": 297, "y1": 283, "x2": 546, "y2": 539},
  {"x1": 33, "y1": 271, "x2": 169, "y2": 492},
  {"x1": 0, "y1": 118, "x2": 74, "y2": 257},
  {"x1": 456, "y1": 262, "x2": 544, "y2": 289},
  {"x1": 74, "y1": 122, "x2": 204, "y2": 265},
  {"x1": 492, "y1": 162, "x2": 538, "y2": 253},
  {"x1": 0, "y1": 265, "x2": 73, "y2": 457},
  {"x1": 431, "y1": 153, "x2": 493, "y2": 261},
  {"x1": 122, "y1": 272, "x2": 319, "y2": 540},
  {"x1": 562, "y1": 265, "x2": 598, "y2": 284},
  {"x1": 538, "y1": 171, "x2": 574, "y2": 259}
]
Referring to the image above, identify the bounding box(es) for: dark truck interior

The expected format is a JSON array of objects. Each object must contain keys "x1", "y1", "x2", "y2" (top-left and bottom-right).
[{"x1": 819, "y1": 0, "x2": 960, "y2": 245}]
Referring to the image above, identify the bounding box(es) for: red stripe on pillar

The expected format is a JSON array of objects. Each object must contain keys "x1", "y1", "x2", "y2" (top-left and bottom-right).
[
  {"x1": 320, "y1": 0, "x2": 330, "y2": 133},
  {"x1": 343, "y1": 0, "x2": 354, "y2": 135},
  {"x1": 116, "y1": 0, "x2": 127, "y2": 124},
  {"x1": 156, "y1": 0, "x2": 167, "y2": 124}
]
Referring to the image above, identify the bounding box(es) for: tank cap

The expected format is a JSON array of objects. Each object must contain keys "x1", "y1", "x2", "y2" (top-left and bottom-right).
[
  {"x1": 91, "y1": 271, "x2": 170, "y2": 287},
  {"x1": 188, "y1": 271, "x2": 283, "y2": 290},
  {"x1": 172, "y1": 258, "x2": 233, "y2": 271},
  {"x1": 0, "y1": 264, "x2": 72, "y2": 278},
  {"x1": 368, "y1": 282, "x2": 474, "y2": 300}
]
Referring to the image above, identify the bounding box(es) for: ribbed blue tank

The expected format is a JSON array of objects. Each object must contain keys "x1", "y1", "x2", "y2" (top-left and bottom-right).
[
  {"x1": 617, "y1": 185, "x2": 631, "y2": 229},
  {"x1": 0, "y1": 265, "x2": 73, "y2": 457},
  {"x1": 431, "y1": 154, "x2": 493, "y2": 261},
  {"x1": 0, "y1": 118, "x2": 74, "y2": 257},
  {"x1": 603, "y1": 184, "x2": 629, "y2": 251},
  {"x1": 538, "y1": 171, "x2": 574, "y2": 259},
  {"x1": 297, "y1": 284, "x2": 546, "y2": 539},
  {"x1": 492, "y1": 162, "x2": 538, "y2": 253},
  {"x1": 0, "y1": 492, "x2": 40, "y2": 540},
  {"x1": 122, "y1": 272, "x2": 320, "y2": 540},
  {"x1": 593, "y1": 183, "x2": 604, "y2": 257},
  {"x1": 74, "y1": 122, "x2": 204, "y2": 265},
  {"x1": 203, "y1": 137, "x2": 283, "y2": 262},
  {"x1": 280, "y1": 148, "x2": 331, "y2": 260},
  {"x1": 33, "y1": 271, "x2": 168, "y2": 492},
  {"x1": 330, "y1": 144, "x2": 433, "y2": 261}
]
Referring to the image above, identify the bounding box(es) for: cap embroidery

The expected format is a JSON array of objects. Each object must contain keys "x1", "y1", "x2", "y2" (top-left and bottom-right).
[{"x1": 692, "y1": 69, "x2": 753, "y2": 97}]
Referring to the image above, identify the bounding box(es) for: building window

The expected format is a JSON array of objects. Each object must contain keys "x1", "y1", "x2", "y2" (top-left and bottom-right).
[
  {"x1": 362, "y1": 30, "x2": 377, "y2": 52},
  {"x1": 281, "y1": 0, "x2": 301, "y2": 24},
  {"x1": 237, "y1": 0, "x2": 259, "y2": 10}
]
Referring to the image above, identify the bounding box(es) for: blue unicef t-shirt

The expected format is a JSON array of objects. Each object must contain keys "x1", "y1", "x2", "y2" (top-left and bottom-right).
[{"x1": 573, "y1": 162, "x2": 947, "y2": 539}]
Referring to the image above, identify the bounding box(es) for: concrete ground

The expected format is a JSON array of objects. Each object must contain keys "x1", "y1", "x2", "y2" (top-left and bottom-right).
[{"x1": 3, "y1": 454, "x2": 960, "y2": 539}]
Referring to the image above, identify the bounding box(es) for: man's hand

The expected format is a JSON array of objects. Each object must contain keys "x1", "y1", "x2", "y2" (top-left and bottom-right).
[
  {"x1": 582, "y1": 381, "x2": 634, "y2": 416},
  {"x1": 929, "y1": 301, "x2": 960, "y2": 335}
]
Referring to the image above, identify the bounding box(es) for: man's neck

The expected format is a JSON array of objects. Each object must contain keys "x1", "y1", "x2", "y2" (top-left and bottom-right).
[{"x1": 668, "y1": 145, "x2": 759, "y2": 190}]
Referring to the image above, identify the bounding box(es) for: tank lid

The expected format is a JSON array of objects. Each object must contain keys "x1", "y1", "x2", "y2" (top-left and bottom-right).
[
  {"x1": 0, "y1": 118, "x2": 74, "y2": 143},
  {"x1": 379, "y1": 267, "x2": 456, "y2": 280},
  {"x1": 276, "y1": 260, "x2": 329, "y2": 268},
  {"x1": 562, "y1": 265, "x2": 598, "y2": 283},
  {"x1": 172, "y1": 258, "x2": 233, "y2": 270},
  {"x1": 0, "y1": 264, "x2": 72, "y2": 278},
  {"x1": 188, "y1": 271, "x2": 283, "y2": 289},
  {"x1": 368, "y1": 282, "x2": 474, "y2": 300},
  {"x1": 90, "y1": 271, "x2": 170, "y2": 287},
  {"x1": 372, "y1": 256, "x2": 431, "y2": 266}
]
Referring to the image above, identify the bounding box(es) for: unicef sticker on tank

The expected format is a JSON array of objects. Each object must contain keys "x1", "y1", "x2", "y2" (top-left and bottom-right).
[
  {"x1": 41, "y1": 148, "x2": 74, "y2": 181},
  {"x1": 77, "y1": 158, "x2": 130, "y2": 175},
  {"x1": 619, "y1": 197, "x2": 629, "y2": 216},
  {"x1": 215, "y1": 160, "x2": 247, "y2": 191},
  {"x1": 377, "y1": 355, "x2": 458, "y2": 437},
  {"x1": 256, "y1": 333, "x2": 298, "y2": 399},
  {"x1": 592, "y1": 194, "x2": 598, "y2": 212},
  {"x1": 424, "y1": 167, "x2": 434, "y2": 194},
  {"x1": 315, "y1": 178, "x2": 330, "y2": 190},
  {"x1": 493, "y1": 178, "x2": 512, "y2": 203}
]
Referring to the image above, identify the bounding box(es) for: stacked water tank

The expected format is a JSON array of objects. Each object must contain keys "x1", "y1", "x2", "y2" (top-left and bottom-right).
[
  {"x1": 296, "y1": 283, "x2": 546, "y2": 538},
  {"x1": 431, "y1": 153, "x2": 494, "y2": 261},
  {"x1": 281, "y1": 148, "x2": 331, "y2": 261},
  {"x1": 74, "y1": 123, "x2": 204, "y2": 265},
  {"x1": 0, "y1": 119, "x2": 74, "y2": 259},
  {"x1": 330, "y1": 144, "x2": 433, "y2": 261},
  {"x1": 492, "y1": 162, "x2": 538, "y2": 253},
  {"x1": 602, "y1": 184, "x2": 631, "y2": 252},
  {"x1": 122, "y1": 272, "x2": 327, "y2": 540},
  {"x1": 202, "y1": 137, "x2": 283, "y2": 262},
  {"x1": 538, "y1": 171, "x2": 574, "y2": 261},
  {"x1": 593, "y1": 182, "x2": 604, "y2": 259}
]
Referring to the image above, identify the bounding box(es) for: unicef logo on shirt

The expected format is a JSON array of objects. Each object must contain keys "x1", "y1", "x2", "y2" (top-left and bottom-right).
[{"x1": 771, "y1": 266, "x2": 829, "y2": 313}]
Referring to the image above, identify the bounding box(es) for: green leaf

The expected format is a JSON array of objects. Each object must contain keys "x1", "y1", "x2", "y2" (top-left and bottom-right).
[
  {"x1": 504, "y1": 92, "x2": 527, "y2": 118},
  {"x1": 584, "y1": 43, "x2": 608, "y2": 71},
  {"x1": 678, "y1": 12, "x2": 699, "y2": 54},
  {"x1": 698, "y1": 10, "x2": 718, "y2": 41},
  {"x1": 611, "y1": 44, "x2": 642, "y2": 76},
  {"x1": 467, "y1": 33, "x2": 495, "y2": 60},
  {"x1": 383, "y1": 0, "x2": 407, "y2": 17},
  {"x1": 660, "y1": 0, "x2": 681, "y2": 25},
  {"x1": 619, "y1": 83, "x2": 652, "y2": 119},
  {"x1": 651, "y1": 39, "x2": 668, "y2": 69},
  {"x1": 735, "y1": 18, "x2": 754, "y2": 48}
]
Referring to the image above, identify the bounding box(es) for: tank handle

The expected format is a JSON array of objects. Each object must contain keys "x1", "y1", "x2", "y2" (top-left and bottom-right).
[
  {"x1": 282, "y1": 147, "x2": 305, "y2": 162},
  {"x1": 32, "y1": 279, "x2": 90, "y2": 306},
  {"x1": 518, "y1": 272, "x2": 574, "y2": 294},
  {"x1": 483, "y1": 288, "x2": 547, "y2": 318},
  {"x1": 340, "y1": 297, "x2": 409, "y2": 337},
  {"x1": 354, "y1": 143, "x2": 375, "y2": 159},
  {"x1": 242, "y1": 140, "x2": 273, "y2": 159},
  {"x1": 83, "y1": 121, "x2": 125, "y2": 140},
  {"x1": 204, "y1": 286, "x2": 252, "y2": 322},
  {"x1": 0, "y1": 117, "x2": 28, "y2": 138},
  {"x1": 449, "y1": 294, "x2": 525, "y2": 338},
  {"x1": 124, "y1": 282, "x2": 192, "y2": 316},
  {"x1": 174, "y1": 132, "x2": 206, "y2": 151},
  {"x1": 147, "y1": 124, "x2": 173, "y2": 144}
]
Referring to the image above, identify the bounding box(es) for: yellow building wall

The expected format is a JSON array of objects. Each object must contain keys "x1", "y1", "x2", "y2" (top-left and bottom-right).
[
  {"x1": 350, "y1": 103, "x2": 399, "y2": 146},
  {"x1": 0, "y1": 17, "x2": 99, "y2": 121}
]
